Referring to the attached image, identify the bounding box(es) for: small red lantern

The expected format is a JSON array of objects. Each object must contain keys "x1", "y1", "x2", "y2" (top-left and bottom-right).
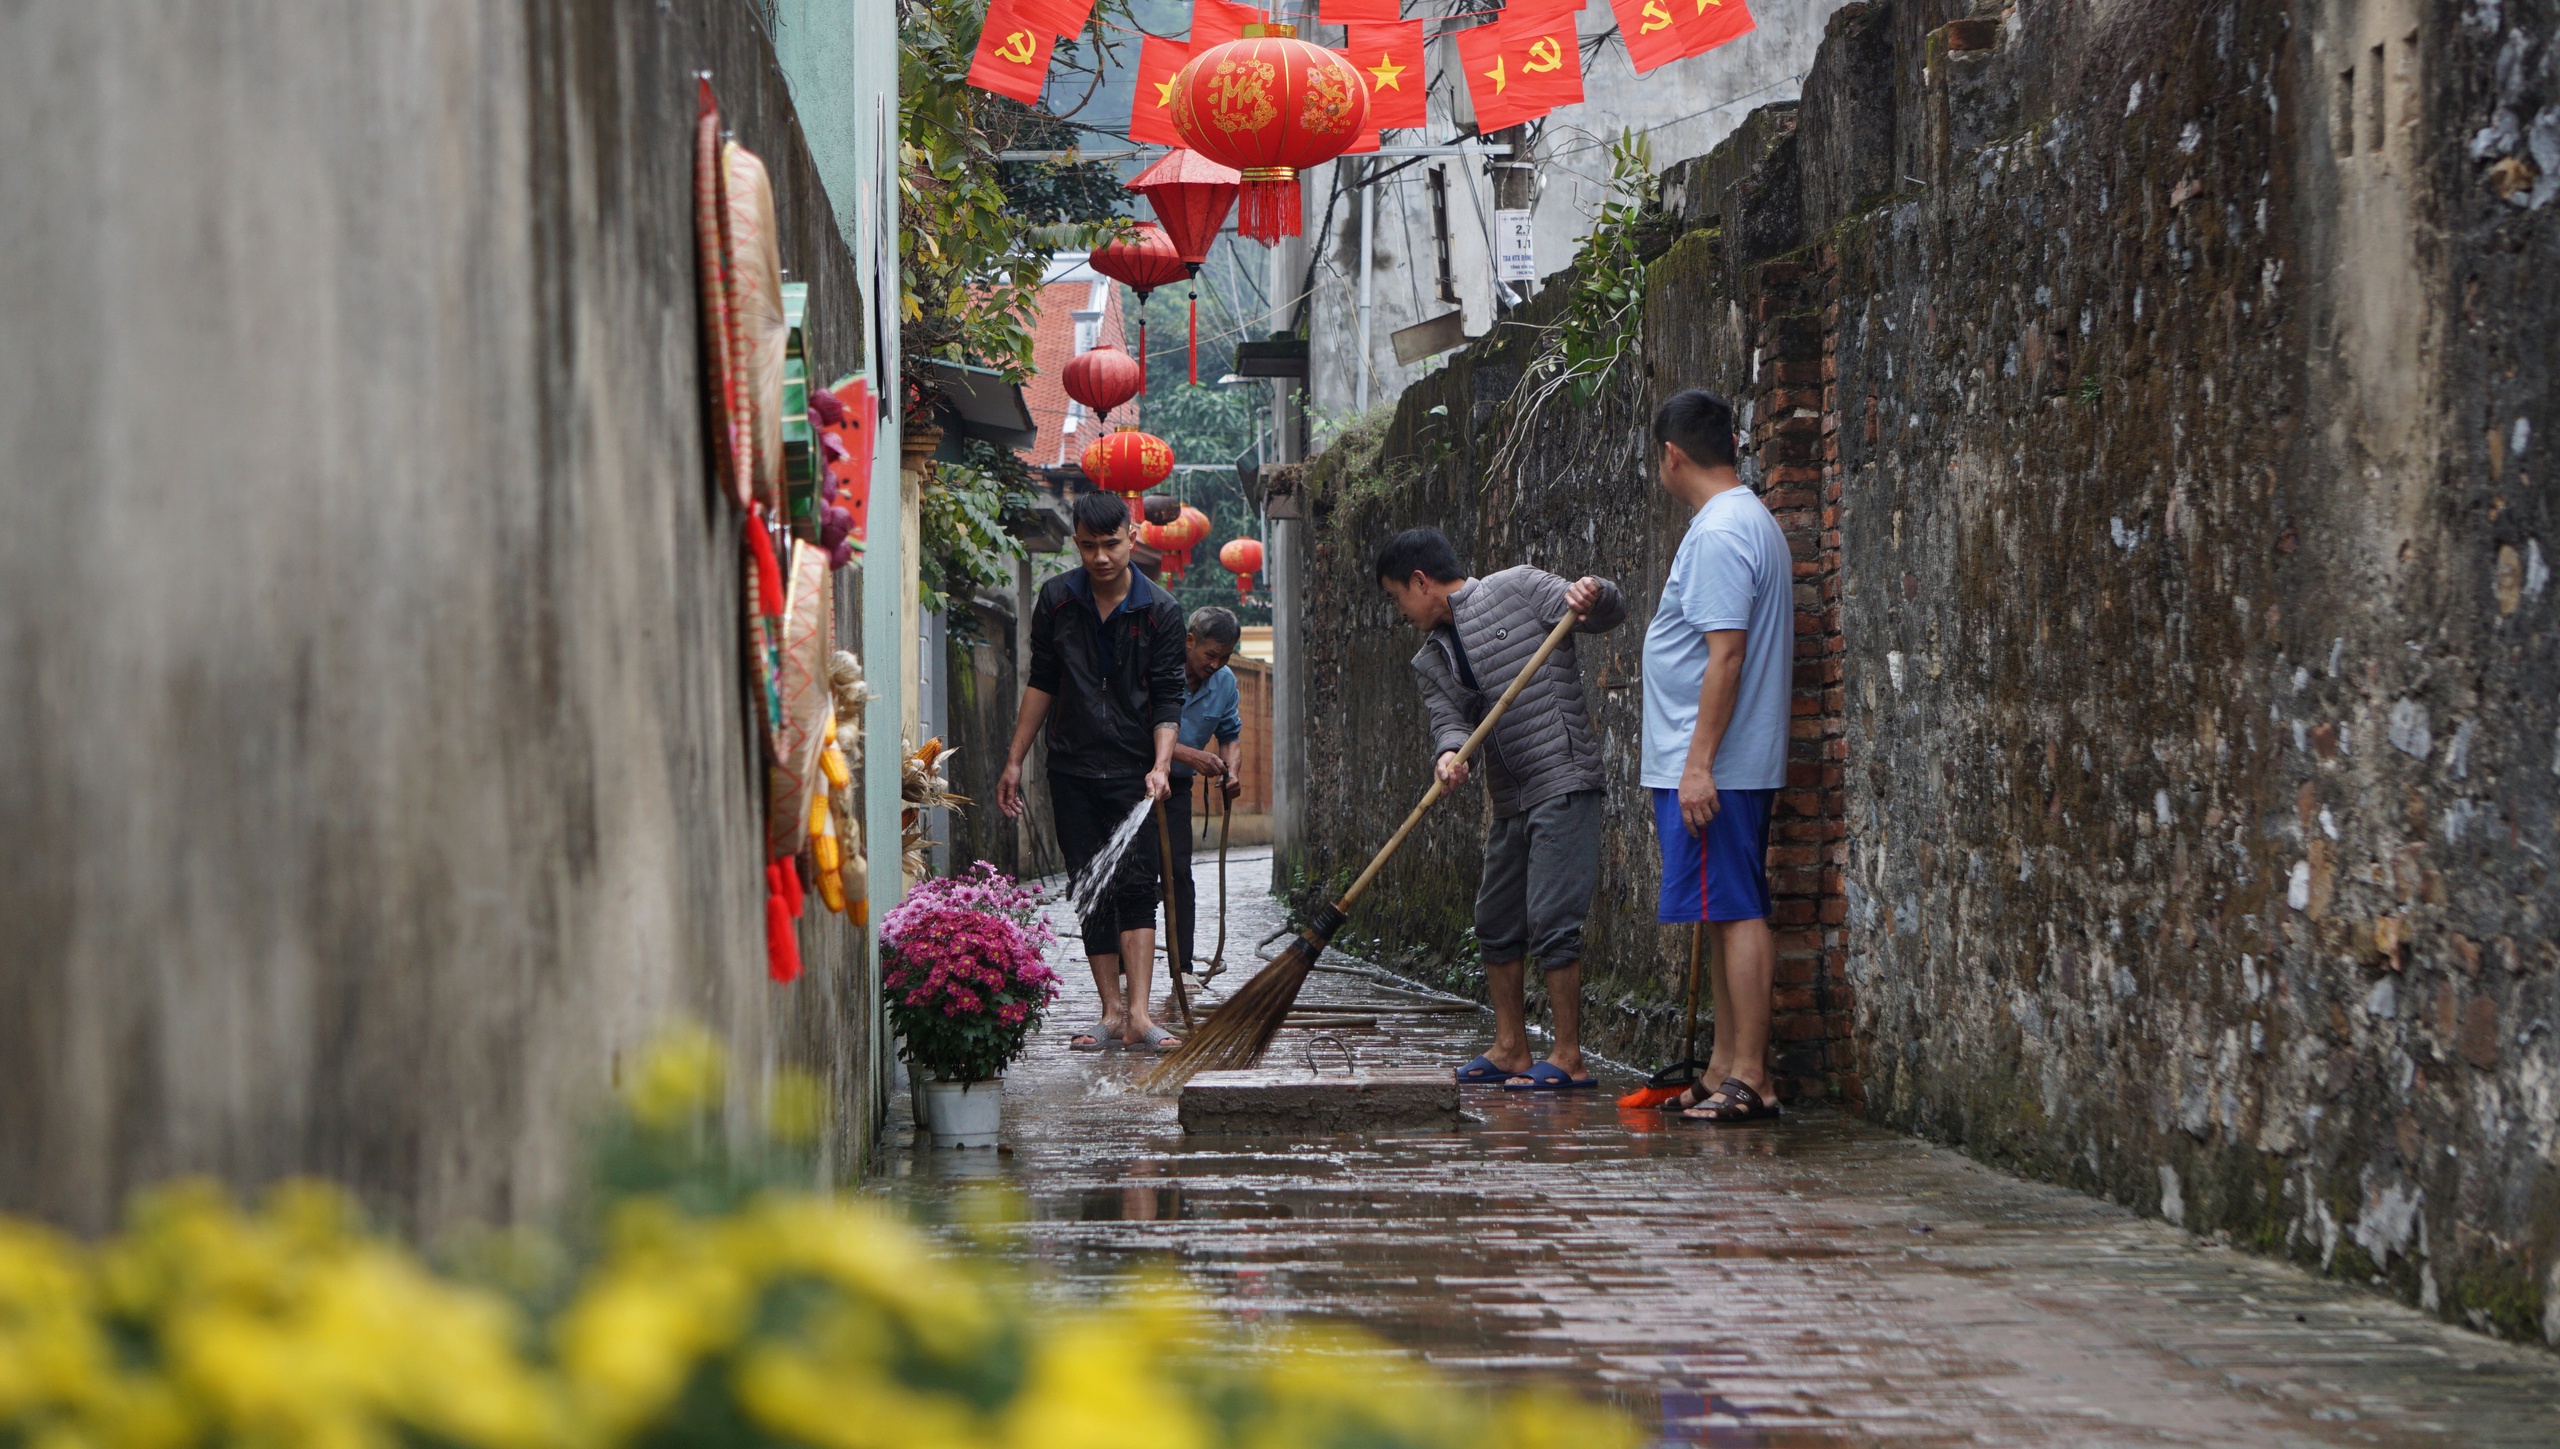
[
  {"x1": 1089, "y1": 223, "x2": 1189, "y2": 386},
  {"x1": 1062, "y1": 342, "x2": 1143, "y2": 425},
  {"x1": 1081, "y1": 428, "x2": 1175, "y2": 497},
  {"x1": 1220, "y1": 535, "x2": 1265, "y2": 597},
  {"x1": 1171, "y1": 24, "x2": 1371, "y2": 243},
  {"x1": 1128, "y1": 150, "x2": 1244, "y2": 385}
]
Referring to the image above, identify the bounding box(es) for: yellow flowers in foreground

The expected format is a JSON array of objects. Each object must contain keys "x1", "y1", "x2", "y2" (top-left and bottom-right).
[{"x1": 1, "y1": 1180, "x2": 1634, "y2": 1449}]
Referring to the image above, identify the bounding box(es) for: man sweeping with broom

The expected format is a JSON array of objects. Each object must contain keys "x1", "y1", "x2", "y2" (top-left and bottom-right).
[{"x1": 1376, "y1": 529, "x2": 1625, "y2": 1090}]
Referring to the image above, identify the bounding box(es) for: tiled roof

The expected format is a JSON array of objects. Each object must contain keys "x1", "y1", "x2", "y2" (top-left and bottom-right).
[{"x1": 1017, "y1": 255, "x2": 1136, "y2": 473}]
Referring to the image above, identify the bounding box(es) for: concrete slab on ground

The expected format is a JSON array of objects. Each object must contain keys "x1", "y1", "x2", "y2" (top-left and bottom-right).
[
  {"x1": 1178, "y1": 1066, "x2": 1462, "y2": 1134},
  {"x1": 879, "y1": 849, "x2": 2560, "y2": 1447}
]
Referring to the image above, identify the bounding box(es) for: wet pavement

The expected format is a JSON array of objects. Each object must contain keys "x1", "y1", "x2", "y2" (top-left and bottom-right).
[{"x1": 880, "y1": 849, "x2": 2560, "y2": 1446}]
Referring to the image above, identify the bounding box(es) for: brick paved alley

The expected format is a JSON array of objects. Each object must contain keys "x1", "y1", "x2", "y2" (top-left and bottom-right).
[{"x1": 884, "y1": 850, "x2": 2560, "y2": 1448}]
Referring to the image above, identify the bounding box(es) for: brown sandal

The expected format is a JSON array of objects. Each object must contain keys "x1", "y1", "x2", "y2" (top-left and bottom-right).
[
  {"x1": 1681, "y1": 1077, "x2": 1781, "y2": 1124},
  {"x1": 1658, "y1": 1077, "x2": 1718, "y2": 1112}
]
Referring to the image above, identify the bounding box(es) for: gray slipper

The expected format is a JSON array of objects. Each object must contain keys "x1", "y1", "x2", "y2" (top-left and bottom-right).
[
  {"x1": 1069, "y1": 1026, "x2": 1110, "y2": 1053},
  {"x1": 1129, "y1": 1024, "x2": 1182, "y2": 1053}
]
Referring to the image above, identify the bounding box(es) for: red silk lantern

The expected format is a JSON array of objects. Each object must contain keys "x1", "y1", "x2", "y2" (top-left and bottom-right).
[
  {"x1": 1128, "y1": 150, "x2": 1242, "y2": 386},
  {"x1": 1061, "y1": 341, "x2": 1143, "y2": 424},
  {"x1": 1081, "y1": 428, "x2": 1175, "y2": 495},
  {"x1": 1088, "y1": 223, "x2": 1188, "y2": 385},
  {"x1": 1220, "y1": 535, "x2": 1265, "y2": 596},
  {"x1": 1175, "y1": 504, "x2": 1212, "y2": 551},
  {"x1": 1171, "y1": 24, "x2": 1371, "y2": 244},
  {"x1": 1128, "y1": 149, "x2": 1241, "y2": 266}
]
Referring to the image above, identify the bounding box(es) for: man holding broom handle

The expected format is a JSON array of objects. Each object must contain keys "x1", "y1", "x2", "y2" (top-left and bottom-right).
[
  {"x1": 1642, "y1": 390, "x2": 1793, "y2": 1123},
  {"x1": 1166, "y1": 605, "x2": 1246, "y2": 980},
  {"x1": 1376, "y1": 529, "x2": 1625, "y2": 1090},
  {"x1": 995, "y1": 491, "x2": 1186, "y2": 1053}
]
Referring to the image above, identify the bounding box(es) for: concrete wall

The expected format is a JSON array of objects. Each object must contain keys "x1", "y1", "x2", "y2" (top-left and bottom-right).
[
  {"x1": 1293, "y1": 0, "x2": 2560, "y2": 1346},
  {"x1": 0, "y1": 0, "x2": 885, "y2": 1236}
]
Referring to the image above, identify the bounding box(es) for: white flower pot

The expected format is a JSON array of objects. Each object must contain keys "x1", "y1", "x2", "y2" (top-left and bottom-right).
[{"x1": 919, "y1": 1076, "x2": 1003, "y2": 1148}]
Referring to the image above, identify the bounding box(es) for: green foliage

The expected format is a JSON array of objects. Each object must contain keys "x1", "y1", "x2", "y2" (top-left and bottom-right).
[
  {"x1": 898, "y1": 0, "x2": 1122, "y2": 406},
  {"x1": 1485, "y1": 132, "x2": 1660, "y2": 481},
  {"x1": 919, "y1": 436, "x2": 1038, "y2": 625},
  {"x1": 1554, "y1": 130, "x2": 1658, "y2": 405}
]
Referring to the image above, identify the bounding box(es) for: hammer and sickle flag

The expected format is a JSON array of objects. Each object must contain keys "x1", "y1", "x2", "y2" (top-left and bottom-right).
[
  {"x1": 1335, "y1": 20, "x2": 1427, "y2": 129},
  {"x1": 1676, "y1": 0, "x2": 1757, "y2": 58},
  {"x1": 1607, "y1": 0, "x2": 1692, "y2": 73},
  {"x1": 1459, "y1": 5, "x2": 1582, "y2": 132},
  {"x1": 1129, "y1": 35, "x2": 1191, "y2": 146},
  {"x1": 966, "y1": 0, "x2": 1054, "y2": 104}
]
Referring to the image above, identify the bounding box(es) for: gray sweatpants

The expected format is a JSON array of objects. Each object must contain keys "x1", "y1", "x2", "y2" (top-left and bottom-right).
[{"x1": 1475, "y1": 788, "x2": 1603, "y2": 971}]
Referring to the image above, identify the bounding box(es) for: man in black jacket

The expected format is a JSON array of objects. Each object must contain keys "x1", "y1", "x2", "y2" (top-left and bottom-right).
[{"x1": 997, "y1": 491, "x2": 1187, "y2": 1052}]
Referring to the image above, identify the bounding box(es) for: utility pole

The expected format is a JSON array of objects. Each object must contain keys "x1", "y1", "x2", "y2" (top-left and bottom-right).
[
  {"x1": 1266, "y1": 212, "x2": 1308, "y2": 876},
  {"x1": 1487, "y1": 124, "x2": 1535, "y2": 311}
]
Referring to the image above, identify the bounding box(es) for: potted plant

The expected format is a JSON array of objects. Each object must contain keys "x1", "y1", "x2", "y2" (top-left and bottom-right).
[{"x1": 881, "y1": 862, "x2": 1058, "y2": 1146}]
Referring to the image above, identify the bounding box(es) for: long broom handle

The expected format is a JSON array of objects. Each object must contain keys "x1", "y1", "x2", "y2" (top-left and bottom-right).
[
  {"x1": 1153, "y1": 800, "x2": 1193, "y2": 1027},
  {"x1": 1331, "y1": 608, "x2": 1583, "y2": 914}
]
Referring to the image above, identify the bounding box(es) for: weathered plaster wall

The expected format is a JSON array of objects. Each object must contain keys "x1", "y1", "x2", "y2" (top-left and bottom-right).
[
  {"x1": 0, "y1": 0, "x2": 883, "y2": 1236},
  {"x1": 1296, "y1": 0, "x2": 2560, "y2": 1345}
]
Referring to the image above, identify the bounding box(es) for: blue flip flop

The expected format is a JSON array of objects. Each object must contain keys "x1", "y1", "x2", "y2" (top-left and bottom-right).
[
  {"x1": 1455, "y1": 1054, "x2": 1514, "y2": 1085},
  {"x1": 1501, "y1": 1061, "x2": 1600, "y2": 1091}
]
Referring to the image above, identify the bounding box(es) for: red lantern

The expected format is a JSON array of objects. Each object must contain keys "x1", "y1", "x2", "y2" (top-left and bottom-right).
[
  {"x1": 1089, "y1": 223, "x2": 1188, "y2": 386},
  {"x1": 1175, "y1": 504, "x2": 1212, "y2": 551},
  {"x1": 1128, "y1": 150, "x2": 1243, "y2": 386},
  {"x1": 1220, "y1": 535, "x2": 1265, "y2": 597},
  {"x1": 1062, "y1": 342, "x2": 1143, "y2": 425},
  {"x1": 1081, "y1": 428, "x2": 1175, "y2": 496},
  {"x1": 1128, "y1": 150, "x2": 1241, "y2": 267},
  {"x1": 1171, "y1": 24, "x2": 1371, "y2": 243}
]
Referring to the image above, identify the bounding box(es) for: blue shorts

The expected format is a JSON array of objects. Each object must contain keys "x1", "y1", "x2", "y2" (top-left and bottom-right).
[{"x1": 1653, "y1": 786, "x2": 1776, "y2": 923}]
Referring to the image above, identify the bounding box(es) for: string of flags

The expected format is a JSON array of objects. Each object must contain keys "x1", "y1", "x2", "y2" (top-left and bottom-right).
[{"x1": 969, "y1": 0, "x2": 1757, "y2": 137}]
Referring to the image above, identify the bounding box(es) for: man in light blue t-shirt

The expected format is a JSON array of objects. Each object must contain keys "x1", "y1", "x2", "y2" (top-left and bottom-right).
[{"x1": 1639, "y1": 389, "x2": 1794, "y2": 1124}]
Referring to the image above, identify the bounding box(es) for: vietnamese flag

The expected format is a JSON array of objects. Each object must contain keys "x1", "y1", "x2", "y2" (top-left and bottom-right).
[
  {"x1": 1190, "y1": 0, "x2": 1264, "y2": 49},
  {"x1": 1607, "y1": 0, "x2": 1690, "y2": 73},
  {"x1": 1338, "y1": 21, "x2": 1427, "y2": 129},
  {"x1": 1458, "y1": 8, "x2": 1583, "y2": 132},
  {"x1": 1014, "y1": 0, "x2": 1094, "y2": 36},
  {"x1": 1130, "y1": 36, "x2": 1191, "y2": 145},
  {"x1": 966, "y1": 0, "x2": 1054, "y2": 103},
  {"x1": 1318, "y1": 0, "x2": 1402, "y2": 22},
  {"x1": 1344, "y1": 127, "x2": 1382, "y2": 153},
  {"x1": 1678, "y1": 0, "x2": 1755, "y2": 57}
]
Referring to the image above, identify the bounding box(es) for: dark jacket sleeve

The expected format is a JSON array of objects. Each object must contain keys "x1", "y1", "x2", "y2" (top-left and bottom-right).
[
  {"x1": 1027, "y1": 586, "x2": 1062, "y2": 694},
  {"x1": 1411, "y1": 642, "x2": 1478, "y2": 760},
  {"x1": 1144, "y1": 600, "x2": 1186, "y2": 730},
  {"x1": 1575, "y1": 574, "x2": 1628, "y2": 634}
]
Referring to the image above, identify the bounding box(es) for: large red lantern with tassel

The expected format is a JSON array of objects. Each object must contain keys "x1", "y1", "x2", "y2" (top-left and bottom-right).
[
  {"x1": 1220, "y1": 535, "x2": 1265, "y2": 597},
  {"x1": 1128, "y1": 150, "x2": 1242, "y2": 387},
  {"x1": 1081, "y1": 428, "x2": 1175, "y2": 497},
  {"x1": 1088, "y1": 224, "x2": 1188, "y2": 387},
  {"x1": 1062, "y1": 342, "x2": 1143, "y2": 424},
  {"x1": 1171, "y1": 24, "x2": 1370, "y2": 244}
]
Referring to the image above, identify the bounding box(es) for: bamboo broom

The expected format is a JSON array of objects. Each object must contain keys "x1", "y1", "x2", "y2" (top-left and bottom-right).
[{"x1": 1143, "y1": 606, "x2": 1585, "y2": 1093}]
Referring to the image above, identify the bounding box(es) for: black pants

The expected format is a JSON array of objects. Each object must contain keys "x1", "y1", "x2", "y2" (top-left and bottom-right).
[{"x1": 1050, "y1": 771, "x2": 1158, "y2": 958}]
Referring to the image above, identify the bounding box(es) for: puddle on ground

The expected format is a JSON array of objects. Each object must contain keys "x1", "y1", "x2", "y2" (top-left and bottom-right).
[{"x1": 879, "y1": 849, "x2": 2560, "y2": 1449}]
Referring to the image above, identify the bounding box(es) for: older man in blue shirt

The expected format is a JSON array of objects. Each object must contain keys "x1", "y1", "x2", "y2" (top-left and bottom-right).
[{"x1": 1166, "y1": 606, "x2": 1244, "y2": 975}]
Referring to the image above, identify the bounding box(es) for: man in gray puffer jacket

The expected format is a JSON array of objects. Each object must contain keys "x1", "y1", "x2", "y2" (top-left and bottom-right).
[{"x1": 1376, "y1": 527, "x2": 1626, "y2": 1089}]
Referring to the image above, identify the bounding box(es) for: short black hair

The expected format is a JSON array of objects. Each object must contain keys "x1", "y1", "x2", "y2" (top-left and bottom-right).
[
  {"x1": 1653, "y1": 389, "x2": 1739, "y2": 468},
  {"x1": 1373, "y1": 527, "x2": 1466, "y2": 587},
  {"x1": 1072, "y1": 490, "x2": 1131, "y2": 537},
  {"x1": 1187, "y1": 606, "x2": 1241, "y2": 648}
]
